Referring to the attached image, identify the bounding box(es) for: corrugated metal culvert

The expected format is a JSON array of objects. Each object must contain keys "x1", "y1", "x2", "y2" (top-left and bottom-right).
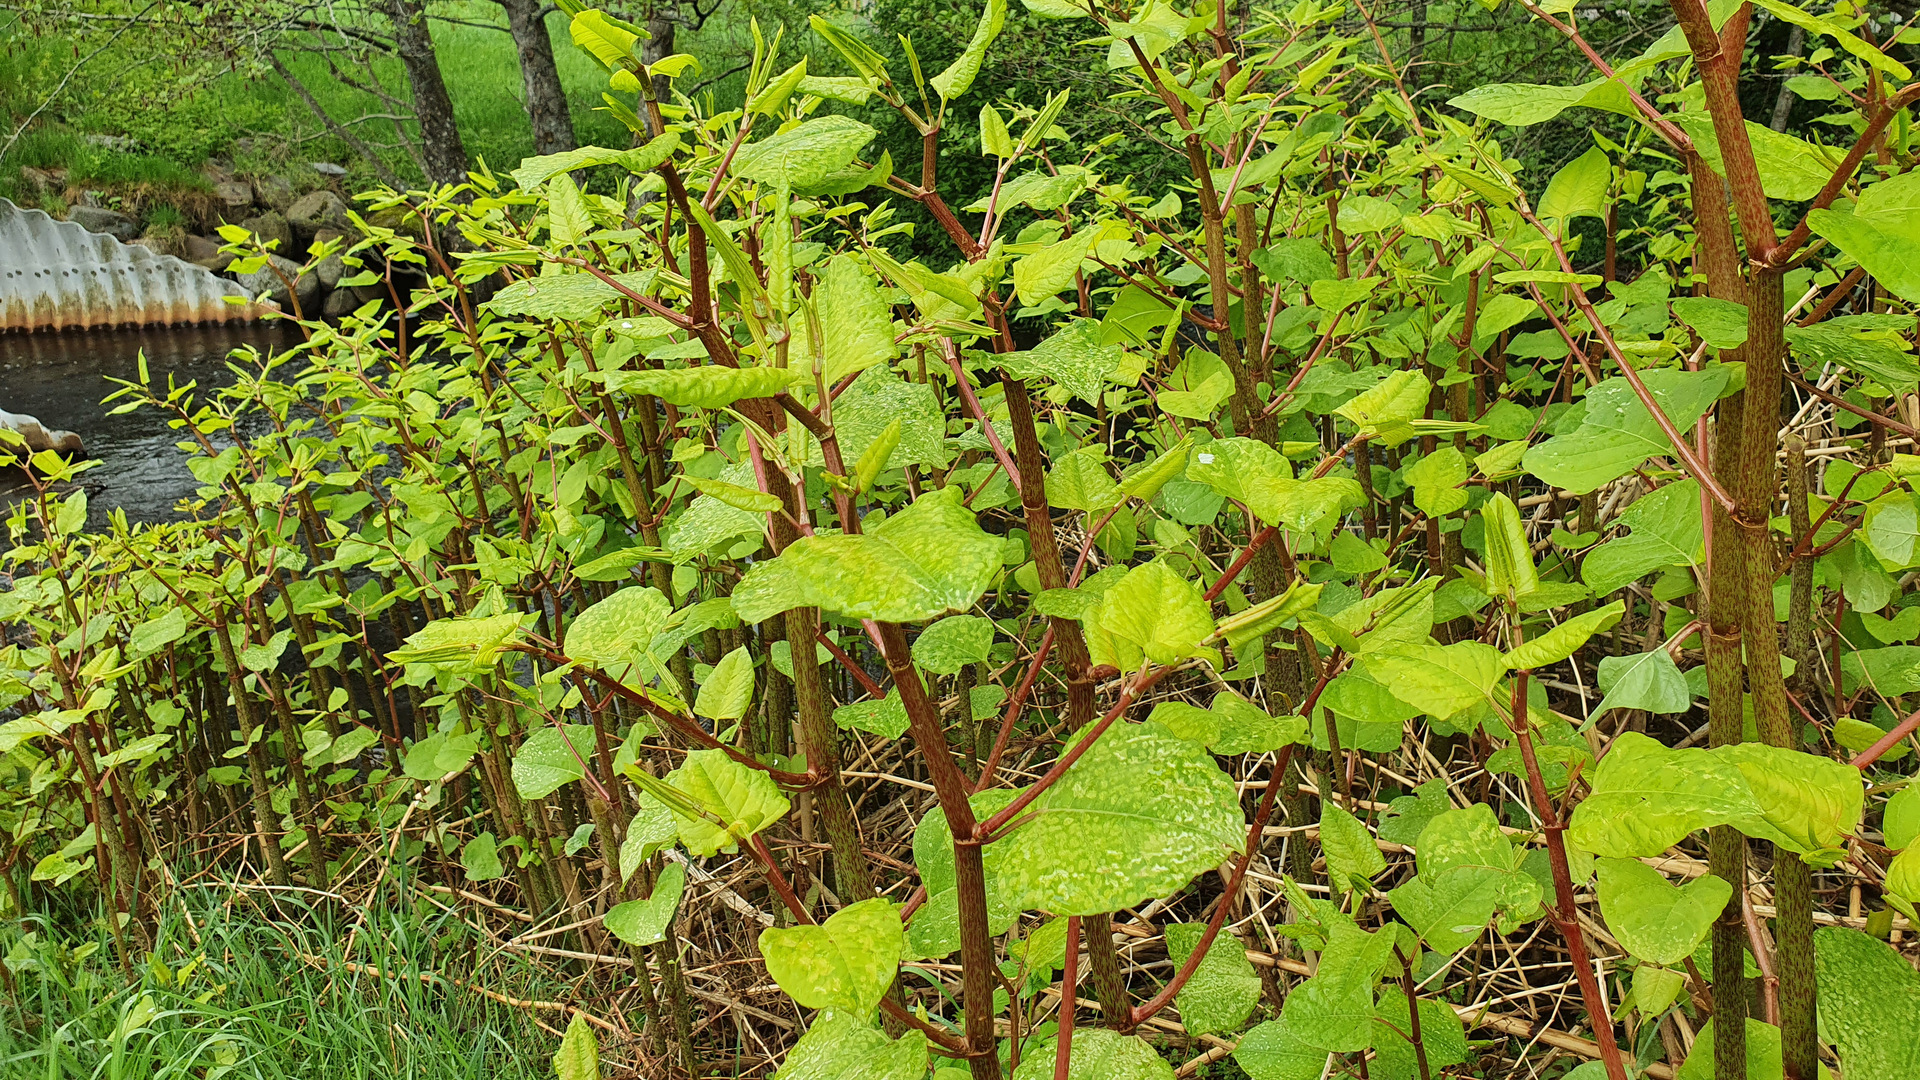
[{"x1": 0, "y1": 199, "x2": 276, "y2": 332}]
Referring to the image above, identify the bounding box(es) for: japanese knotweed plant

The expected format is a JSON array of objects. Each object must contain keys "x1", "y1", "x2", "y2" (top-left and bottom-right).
[{"x1": 6, "y1": 1, "x2": 1920, "y2": 1079}]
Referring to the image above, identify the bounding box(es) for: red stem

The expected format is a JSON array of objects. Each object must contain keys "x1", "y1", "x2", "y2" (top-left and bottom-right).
[
  {"x1": 975, "y1": 625, "x2": 1056, "y2": 793},
  {"x1": 1850, "y1": 704, "x2": 1920, "y2": 769},
  {"x1": 974, "y1": 668, "x2": 1169, "y2": 842},
  {"x1": 1054, "y1": 916, "x2": 1080, "y2": 1080},
  {"x1": 1205, "y1": 527, "x2": 1278, "y2": 603},
  {"x1": 816, "y1": 631, "x2": 887, "y2": 700},
  {"x1": 1129, "y1": 743, "x2": 1295, "y2": 1026},
  {"x1": 945, "y1": 344, "x2": 1024, "y2": 495}
]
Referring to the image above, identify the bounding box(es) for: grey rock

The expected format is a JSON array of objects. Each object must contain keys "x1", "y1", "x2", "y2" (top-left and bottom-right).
[
  {"x1": 214, "y1": 180, "x2": 253, "y2": 210},
  {"x1": 323, "y1": 288, "x2": 361, "y2": 318},
  {"x1": 84, "y1": 133, "x2": 139, "y2": 152},
  {"x1": 67, "y1": 206, "x2": 139, "y2": 242},
  {"x1": 237, "y1": 211, "x2": 293, "y2": 255},
  {"x1": 309, "y1": 162, "x2": 348, "y2": 178},
  {"x1": 182, "y1": 234, "x2": 223, "y2": 262},
  {"x1": 287, "y1": 190, "x2": 350, "y2": 241},
  {"x1": 314, "y1": 253, "x2": 347, "y2": 290},
  {"x1": 184, "y1": 234, "x2": 233, "y2": 272},
  {"x1": 232, "y1": 254, "x2": 321, "y2": 314},
  {"x1": 19, "y1": 166, "x2": 62, "y2": 194},
  {"x1": 255, "y1": 173, "x2": 296, "y2": 211},
  {"x1": 0, "y1": 408, "x2": 82, "y2": 454},
  {"x1": 130, "y1": 234, "x2": 186, "y2": 259}
]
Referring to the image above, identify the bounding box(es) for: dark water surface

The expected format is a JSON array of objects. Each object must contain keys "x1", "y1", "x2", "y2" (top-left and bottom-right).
[{"x1": 1, "y1": 323, "x2": 297, "y2": 524}]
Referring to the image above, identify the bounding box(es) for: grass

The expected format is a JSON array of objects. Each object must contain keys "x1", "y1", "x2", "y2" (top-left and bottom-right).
[
  {"x1": 2, "y1": 1, "x2": 764, "y2": 209},
  {"x1": 1, "y1": 880, "x2": 570, "y2": 1080}
]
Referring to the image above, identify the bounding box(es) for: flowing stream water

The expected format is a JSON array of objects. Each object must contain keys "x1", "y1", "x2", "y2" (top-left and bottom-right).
[{"x1": 2, "y1": 323, "x2": 297, "y2": 527}]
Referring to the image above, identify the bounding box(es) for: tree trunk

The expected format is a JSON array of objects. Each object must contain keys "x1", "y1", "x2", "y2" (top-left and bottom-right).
[
  {"x1": 385, "y1": 0, "x2": 469, "y2": 185},
  {"x1": 640, "y1": 4, "x2": 678, "y2": 133},
  {"x1": 1769, "y1": 26, "x2": 1806, "y2": 132},
  {"x1": 498, "y1": 0, "x2": 577, "y2": 155}
]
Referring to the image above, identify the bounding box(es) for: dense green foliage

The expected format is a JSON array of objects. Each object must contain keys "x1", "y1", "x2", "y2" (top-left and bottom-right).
[{"x1": 9, "y1": 1, "x2": 1920, "y2": 1079}]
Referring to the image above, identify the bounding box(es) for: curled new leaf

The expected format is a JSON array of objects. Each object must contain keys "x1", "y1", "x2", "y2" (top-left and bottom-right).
[
  {"x1": 647, "y1": 749, "x2": 790, "y2": 857},
  {"x1": 611, "y1": 365, "x2": 799, "y2": 409}
]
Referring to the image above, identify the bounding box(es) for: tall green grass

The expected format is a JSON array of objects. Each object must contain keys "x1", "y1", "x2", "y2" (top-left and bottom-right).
[{"x1": 1, "y1": 882, "x2": 567, "y2": 1080}]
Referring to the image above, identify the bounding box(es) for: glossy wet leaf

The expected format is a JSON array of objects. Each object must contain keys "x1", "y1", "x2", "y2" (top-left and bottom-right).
[
  {"x1": 1523, "y1": 367, "x2": 1731, "y2": 494},
  {"x1": 774, "y1": 1011, "x2": 927, "y2": 1080},
  {"x1": 1675, "y1": 1018, "x2": 1786, "y2": 1080},
  {"x1": 998, "y1": 319, "x2": 1123, "y2": 405},
  {"x1": 732, "y1": 487, "x2": 1003, "y2": 623},
  {"x1": 1885, "y1": 783, "x2": 1920, "y2": 850},
  {"x1": 759, "y1": 898, "x2": 902, "y2": 1014},
  {"x1": 1320, "y1": 801, "x2": 1386, "y2": 896},
  {"x1": 695, "y1": 646, "x2": 755, "y2": 721},
  {"x1": 1389, "y1": 804, "x2": 1539, "y2": 952},
  {"x1": 1012, "y1": 233, "x2": 1091, "y2": 306},
  {"x1": 1808, "y1": 172, "x2": 1920, "y2": 303},
  {"x1": 1671, "y1": 296, "x2": 1749, "y2": 349},
  {"x1": 1234, "y1": 1017, "x2": 1334, "y2": 1080},
  {"x1": 1335, "y1": 369, "x2": 1428, "y2": 446},
  {"x1": 484, "y1": 271, "x2": 663, "y2": 321},
  {"x1": 1503, "y1": 601, "x2": 1624, "y2": 670},
  {"x1": 512, "y1": 135, "x2": 681, "y2": 191},
  {"x1": 907, "y1": 793, "x2": 1020, "y2": 959},
  {"x1": 987, "y1": 719, "x2": 1243, "y2": 915},
  {"x1": 1363, "y1": 642, "x2": 1506, "y2": 721},
  {"x1": 512, "y1": 723, "x2": 598, "y2": 800},
  {"x1": 1081, "y1": 559, "x2": 1215, "y2": 672},
  {"x1": 1369, "y1": 994, "x2": 1468, "y2": 1080},
  {"x1": 1478, "y1": 493, "x2": 1539, "y2": 602},
  {"x1": 1716, "y1": 742, "x2": 1863, "y2": 863},
  {"x1": 1165, "y1": 923, "x2": 1260, "y2": 1037},
  {"x1": 1210, "y1": 692, "x2": 1306, "y2": 753},
  {"x1": 1676, "y1": 112, "x2": 1832, "y2": 201},
  {"x1": 732, "y1": 116, "x2": 878, "y2": 189},
  {"x1": 1592, "y1": 648, "x2": 1691, "y2": 718},
  {"x1": 462, "y1": 832, "x2": 504, "y2": 882},
  {"x1": 912, "y1": 614, "x2": 994, "y2": 675},
  {"x1": 604, "y1": 861, "x2": 686, "y2": 946},
  {"x1": 620, "y1": 793, "x2": 678, "y2": 883},
  {"x1": 792, "y1": 255, "x2": 897, "y2": 386},
  {"x1": 403, "y1": 730, "x2": 480, "y2": 782},
  {"x1": 1011, "y1": 1028, "x2": 1173, "y2": 1080},
  {"x1": 390, "y1": 612, "x2": 528, "y2": 673},
  {"x1": 832, "y1": 690, "x2": 910, "y2": 739},
  {"x1": 930, "y1": 0, "x2": 1008, "y2": 101},
  {"x1": 608, "y1": 365, "x2": 799, "y2": 409},
  {"x1": 1595, "y1": 857, "x2": 1730, "y2": 965},
  {"x1": 1446, "y1": 78, "x2": 1626, "y2": 126},
  {"x1": 1813, "y1": 927, "x2": 1920, "y2": 1080},
  {"x1": 1566, "y1": 733, "x2": 1764, "y2": 856},
  {"x1": 566, "y1": 587, "x2": 673, "y2": 677},
  {"x1": 1277, "y1": 916, "x2": 1397, "y2": 1051},
  {"x1": 1581, "y1": 479, "x2": 1704, "y2": 594},
  {"x1": 1401, "y1": 446, "x2": 1469, "y2": 516}
]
